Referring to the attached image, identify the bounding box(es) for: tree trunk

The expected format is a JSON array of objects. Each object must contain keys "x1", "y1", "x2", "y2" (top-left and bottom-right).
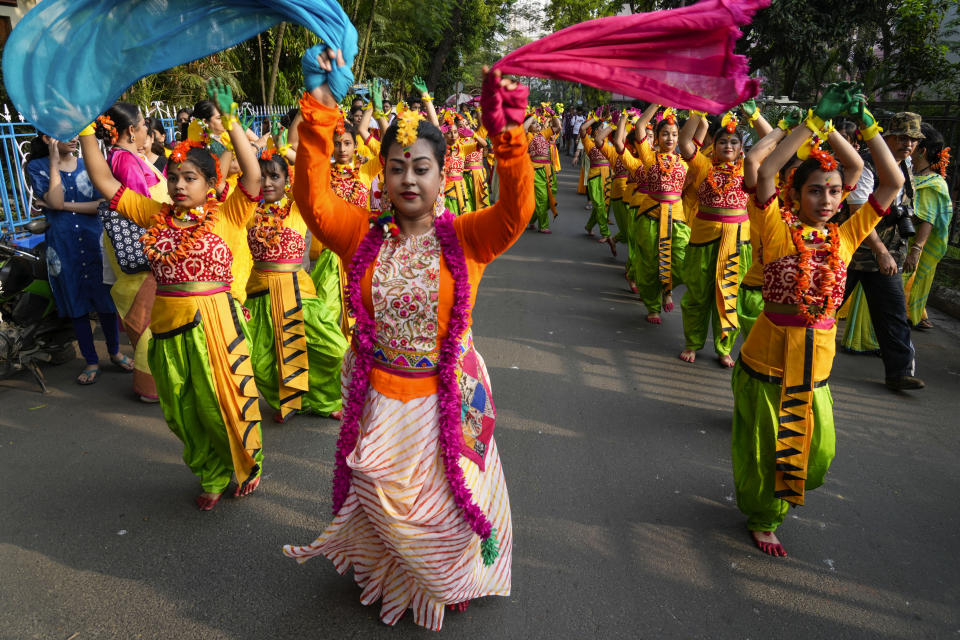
[
  {"x1": 257, "y1": 34, "x2": 267, "y2": 105},
  {"x1": 356, "y1": 0, "x2": 378, "y2": 81},
  {"x1": 427, "y1": 1, "x2": 465, "y2": 91},
  {"x1": 266, "y1": 22, "x2": 286, "y2": 105}
]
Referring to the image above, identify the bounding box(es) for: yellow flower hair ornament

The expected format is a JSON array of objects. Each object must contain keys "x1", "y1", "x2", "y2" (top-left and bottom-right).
[
  {"x1": 187, "y1": 119, "x2": 210, "y2": 144},
  {"x1": 396, "y1": 110, "x2": 424, "y2": 149},
  {"x1": 720, "y1": 112, "x2": 739, "y2": 133}
]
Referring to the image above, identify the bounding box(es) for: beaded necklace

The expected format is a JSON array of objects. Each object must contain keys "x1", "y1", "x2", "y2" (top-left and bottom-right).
[
  {"x1": 780, "y1": 206, "x2": 841, "y2": 325},
  {"x1": 140, "y1": 198, "x2": 218, "y2": 267},
  {"x1": 252, "y1": 196, "x2": 293, "y2": 248},
  {"x1": 705, "y1": 158, "x2": 743, "y2": 198},
  {"x1": 330, "y1": 163, "x2": 365, "y2": 206}
]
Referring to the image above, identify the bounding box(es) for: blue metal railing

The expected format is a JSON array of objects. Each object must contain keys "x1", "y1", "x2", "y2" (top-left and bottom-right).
[
  {"x1": 0, "y1": 120, "x2": 43, "y2": 236},
  {"x1": 1, "y1": 105, "x2": 293, "y2": 237}
]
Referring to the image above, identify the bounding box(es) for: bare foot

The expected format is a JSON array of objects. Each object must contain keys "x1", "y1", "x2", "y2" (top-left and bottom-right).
[
  {"x1": 607, "y1": 236, "x2": 617, "y2": 257},
  {"x1": 679, "y1": 349, "x2": 696, "y2": 363},
  {"x1": 195, "y1": 491, "x2": 222, "y2": 511},
  {"x1": 329, "y1": 410, "x2": 343, "y2": 420},
  {"x1": 233, "y1": 475, "x2": 261, "y2": 498},
  {"x1": 751, "y1": 530, "x2": 787, "y2": 557},
  {"x1": 273, "y1": 410, "x2": 294, "y2": 424},
  {"x1": 718, "y1": 354, "x2": 735, "y2": 368},
  {"x1": 646, "y1": 313, "x2": 661, "y2": 325},
  {"x1": 663, "y1": 294, "x2": 675, "y2": 313}
]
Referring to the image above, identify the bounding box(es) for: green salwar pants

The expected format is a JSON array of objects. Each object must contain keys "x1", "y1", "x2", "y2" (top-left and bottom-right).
[
  {"x1": 246, "y1": 290, "x2": 346, "y2": 416},
  {"x1": 531, "y1": 166, "x2": 551, "y2": 230},
  {"x1": 635, "y1": 215, "x2": 689, "y2": 314},
  {"x1": 149, "y1": 311, "x2": 264, "y2": 494},
  {"x1": 585, "y1": 175, "x2": 610, "y2": 238},
  {"x1": 737, "y1": 285, "x2": 764, "y2": 339},
  {"x1": 731, "y1": 361, "x2": 836, "y2": 532},
  {"x1": 680, "y1": 240, "x2": 752, "y2": 355}
]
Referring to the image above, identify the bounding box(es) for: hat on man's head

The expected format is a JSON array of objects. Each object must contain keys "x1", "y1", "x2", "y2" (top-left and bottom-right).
[{"x1": 885, "y1": 112, "x2": 924, "y2": 139}]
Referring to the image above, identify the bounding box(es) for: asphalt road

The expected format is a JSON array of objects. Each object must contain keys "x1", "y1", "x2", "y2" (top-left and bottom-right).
[{"x1": 2, "y1": 164, "x2": 959, "y2": 639}]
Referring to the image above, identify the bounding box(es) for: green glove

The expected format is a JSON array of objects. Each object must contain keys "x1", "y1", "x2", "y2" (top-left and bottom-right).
[
  {"x1": 271, "y1": 118, "x2": 281, "y2": 139},
  {"x1": 850, "y1": 93, "x2": 876, "y2": 128},
  {"x1": 279, "y1": 128, "x2": 289, "y2": 147},
  {"x1": 813, "y1": 82, "x2": 854, "y2": 122},
  {"x1": 412, "y1": 75, "x2": 429, "y2": 97},
  {"x1": 239, "y1": 113, "x2": 255, "y2": 131},
  {"x1": 779, "y1": 106, "x2": 803, "y2": 130},
  {"x1": 371, "y1": 78, "x2": 383, "y2": 113},
  {"x1": 206, "y1": 79, "x2": 235, "y2": 120},
  {"x1": 740, "y1": 99, "x2": 757, "y2": 117}
]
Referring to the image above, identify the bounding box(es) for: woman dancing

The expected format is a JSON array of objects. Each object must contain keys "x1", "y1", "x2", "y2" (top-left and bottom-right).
[
  {"x1": 80, "y1": 81, "x2": 264, "y2": 511},
  {"x1": 282, "y1": 49, "x2": 532, "y2": 631},
  {"x1": 732, "y1": 85, "x2": 899, "y2": 557}
]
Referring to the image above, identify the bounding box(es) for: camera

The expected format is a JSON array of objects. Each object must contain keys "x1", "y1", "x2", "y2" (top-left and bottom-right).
[{"x1": 888, "y1": 203, "x2": 916, "y2": 238}]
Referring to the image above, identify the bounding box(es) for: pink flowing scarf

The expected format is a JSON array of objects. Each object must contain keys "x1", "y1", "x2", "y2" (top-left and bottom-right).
[{"x1": 492, "y1": 0, "x2": 769, "y2": 113}]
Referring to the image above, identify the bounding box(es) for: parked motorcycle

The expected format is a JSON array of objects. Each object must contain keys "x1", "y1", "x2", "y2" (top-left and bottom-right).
[{"x1": 0, "y1": 220, "x2": 76, "y2": 393}]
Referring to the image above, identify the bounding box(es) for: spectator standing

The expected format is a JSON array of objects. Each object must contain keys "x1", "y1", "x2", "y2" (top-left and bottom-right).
[{"x1": 843, "y1": 112, "x2": 925, "y2": 391}]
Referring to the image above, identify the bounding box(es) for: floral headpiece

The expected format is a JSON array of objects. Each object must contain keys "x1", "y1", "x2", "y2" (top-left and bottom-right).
[
  {"x1": 96, "y1": 115, "x2": 118, "y2": 145},
  {"x1": 396, "y1": 110, "x2": 424, "y2": 149},
  {"x1": 720, "y1": 112, "x2": 739, "y2": 134},
  {"x1": 933, "y1": 147, "x2": 951, "y2": 178},
  {"x1": 440, "y1": 110, "x2": 458, "y2": 133},
  {"x1": 186, "y1": 118, "x2": 210, "y2": 145},
  {"x1": 808, "y1": 140, "x2": 838, "y2": 172},
  {"x1": 170, "y1": 138, "x2": 221, "y2": 184},
  {"x1": 656, "y1": 108, "x2": 677, "y2": 126}
]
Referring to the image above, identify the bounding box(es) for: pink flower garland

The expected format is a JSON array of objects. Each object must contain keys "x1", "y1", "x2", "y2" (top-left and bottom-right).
[{"x1": 331, "y1": 209, "x2": 496, "y2": 550}]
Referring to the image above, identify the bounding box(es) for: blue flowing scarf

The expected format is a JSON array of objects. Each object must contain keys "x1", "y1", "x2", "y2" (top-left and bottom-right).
[{"x1": 3, "y1": 0, "x2": 357, "y2": 140}]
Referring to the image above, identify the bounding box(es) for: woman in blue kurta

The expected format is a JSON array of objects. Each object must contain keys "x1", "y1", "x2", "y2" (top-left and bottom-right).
[{"x1": 26, "y1": 134, "x2": 131, "y2": 384}]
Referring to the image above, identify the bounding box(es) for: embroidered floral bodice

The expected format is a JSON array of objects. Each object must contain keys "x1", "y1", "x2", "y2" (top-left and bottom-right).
[
  {"x1": 763, "y1": 251, "x2": 847, "y2": 308},
  {"x1": 445, "y1": 150, "x2": 465, "y2": 177},
  {"x1": 331, "y1": 164, "x2": 369, "y2": 207},
  {"x1": 247, "y1": 225, "x2": 305, "y2": 262},
  {"x1": 645, "y1": 154, "x2": 686, "y2": 195},
  {"x1": 150, "y1": 226, "x2": 234, "y2": 285},
  {"x1": 588, "y1": 145, "x2": 608, "y2": 167},
  {"x1": 464, "y1": 150, "x2": 484, "y2": 167},
  {"x1": 528, "y1": 135, "x2": 550, "y2": 161},
  {"x1": 698, "y1": 165, "x2": 749, "y2": 210},
  {"x1": 613, "y1": 155, "x2": 628, "y2": 179},
  {"x1": 371, "y1": 228, "x2": 442, "y2": 369}
]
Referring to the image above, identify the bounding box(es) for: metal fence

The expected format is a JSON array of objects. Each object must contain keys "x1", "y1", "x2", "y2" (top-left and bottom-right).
[{"x1": 0, "y1": 102, "x2": 293, "y2": 238}]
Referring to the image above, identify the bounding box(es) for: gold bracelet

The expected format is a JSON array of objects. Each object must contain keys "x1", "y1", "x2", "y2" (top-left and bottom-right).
[{"x1": 421, "y1": 95, "x2": 433, "y2": 102}]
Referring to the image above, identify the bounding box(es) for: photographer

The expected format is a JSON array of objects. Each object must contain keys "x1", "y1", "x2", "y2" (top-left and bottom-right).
[{"x1": 844, "y1": 112, "x2": 925, "y2": 391}]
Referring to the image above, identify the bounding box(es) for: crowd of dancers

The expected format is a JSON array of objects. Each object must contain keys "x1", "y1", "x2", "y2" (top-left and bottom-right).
[{"x1": 24, "y1": 46, "x2": 953, "y2": 635}]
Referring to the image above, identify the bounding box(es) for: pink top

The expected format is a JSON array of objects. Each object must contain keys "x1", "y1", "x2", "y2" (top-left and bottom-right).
[{"x1": 108, "y1": 148, "x2": 159, "y2": 197}]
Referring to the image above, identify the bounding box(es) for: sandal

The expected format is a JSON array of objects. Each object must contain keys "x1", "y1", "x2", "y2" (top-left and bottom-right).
[
  {"x1": 915, "y1": 318, "x2": 934, "y2": 330},
  {"x1": 110, "y1": 353, "x2": 134, "y2": 372},
  {"x1": 76, "y1": 365, "x2": 101, "y2": 385}
]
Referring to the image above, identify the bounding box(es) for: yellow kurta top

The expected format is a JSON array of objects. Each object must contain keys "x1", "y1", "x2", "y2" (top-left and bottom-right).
[
  {"x1": 740, "y1": 196, "x2": 887, "y2": 382},
  {"x1": 620, "y1": 139, "x2": 688, "y2": 222},
  {"x1": 246, "y1": 200, "x2": 317, "y2": 298},
  {"x1": 114, "y1": 185, "x2": 259, "y2": 334},
  {"x1": 600, "y1": 141, "x2": 627, "y2": 200},
  {"x1": 357, "y1": 135, "x2": 384, "y2": 188},
  {"x1": 684, "y1": 150, "x2": 750, "y2": 245}
]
